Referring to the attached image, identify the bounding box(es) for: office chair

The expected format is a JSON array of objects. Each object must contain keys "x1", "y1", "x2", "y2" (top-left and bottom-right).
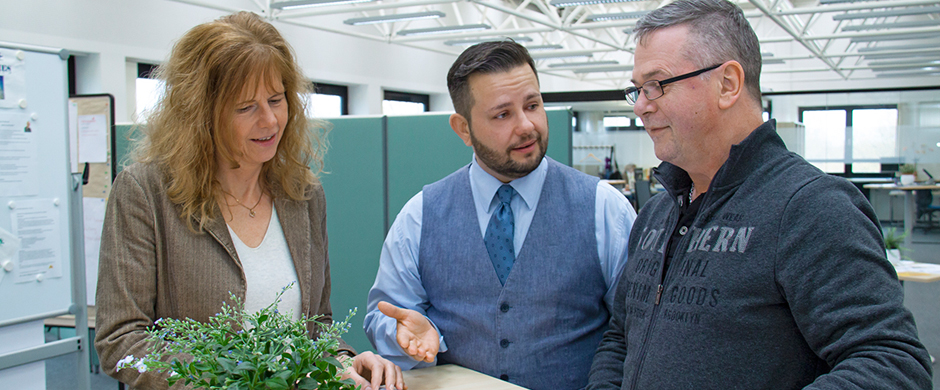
[
  {"x1": 634, "y1": 180, "x2": 652, "y2": 211},
  {"x1": 915, "y1": 190, "x2": 940, "y2": 230}
]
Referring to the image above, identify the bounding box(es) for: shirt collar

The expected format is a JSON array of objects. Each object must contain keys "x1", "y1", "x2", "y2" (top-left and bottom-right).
[{"x1": 470, "y1": 155, "x2": 547, "y2": 212}]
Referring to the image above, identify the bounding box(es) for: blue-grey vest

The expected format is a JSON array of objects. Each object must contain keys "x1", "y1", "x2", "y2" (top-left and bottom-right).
[{"x1": 418, "y1": 158, "x2": 608, "y2": 390}]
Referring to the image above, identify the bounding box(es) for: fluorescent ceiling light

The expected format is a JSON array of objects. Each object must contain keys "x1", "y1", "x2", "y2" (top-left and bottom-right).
[
  {"x1": 271, "y1": 0, "x2": 374, "y2": 10},
  {"x1": 550, "y1": 0, "x2": 643, "y2": 8},
  {"x1": 842, "y1": 19, "x2": 940, "y2": 32},
  {"x1": 868, "y1": 58, "x2": 940, "y2": 67},
  {"x1": 397, "y1": 24, "x2": 491, "y2": 36},
  {"x1": 571, "y1": 65, "x2": 634, "y2": 73},
  {"x1": 857, "y1": 43, "x2": 940, "y2": 53},
  {"x1": 763, "y1": 58, "x2": 786, "y2": 65},
  {"x1": 832, "y1": 5, "x2": 940, "y2": 20},
  {"x1": 526, "y1": 44, "x2": 565, "y2": 51},
  {"x1": 819, "y1": 0, "x2": 880, "y2": 4},
  {"x1": 585, "y1": 11, "x2": 650, "y2": 22},
  {"x1": 874, "y1": 69, "x2": 940, "y2": 78},
  {"x1": 344, "y1": 11, "x2": 445, "y2": 25},
  {"x1": 444, "y1": 36, "x2": 533, "y2": 46},
  {"x1": 851, "y1": 32, "x2": 940, "y2": 43},
  {"x1": 531, "y1": 53, "x2": 594, "y2": 60},
  {"x1": 547, "y1": 60, "x2": 619, "y2": 68},
  {"x1": 863, "y1": 51, "x2": 940, "y2": 60}
]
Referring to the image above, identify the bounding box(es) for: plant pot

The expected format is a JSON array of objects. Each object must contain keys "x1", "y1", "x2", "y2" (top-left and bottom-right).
[
  {"x1": 900, "y1": 174, "x2": 915, "y2": 185},
  {"x1": 886, "y1": 248, "x2": 901, "y2": 267}
]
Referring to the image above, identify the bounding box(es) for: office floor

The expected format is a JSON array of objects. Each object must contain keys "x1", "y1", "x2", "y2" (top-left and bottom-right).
[{"x1": 44, "y1": 227, "x2": 940, "y2": 389}]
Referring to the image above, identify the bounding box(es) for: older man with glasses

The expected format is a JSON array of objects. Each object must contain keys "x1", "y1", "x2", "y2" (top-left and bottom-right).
[{"x1": 587, "y1": 0, "x2": 933, "y2": 389}]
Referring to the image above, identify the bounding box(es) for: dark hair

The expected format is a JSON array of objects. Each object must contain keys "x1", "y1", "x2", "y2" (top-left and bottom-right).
[
  {"x1": 633, "y1": 0, "x2": 762, "y2": 103},
  {"x1": 447, "y1": 40, "x2": 538, "y2": 123}
]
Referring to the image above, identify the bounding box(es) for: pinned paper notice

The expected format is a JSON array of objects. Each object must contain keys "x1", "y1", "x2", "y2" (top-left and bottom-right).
[{"x1": 78, "y1": 114, "x2": 107, "y2": 163}]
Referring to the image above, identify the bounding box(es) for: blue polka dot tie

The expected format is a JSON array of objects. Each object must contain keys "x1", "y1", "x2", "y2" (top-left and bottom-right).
[{"x1": 485, "y1": 185, "x2": 516, "y2": 285}]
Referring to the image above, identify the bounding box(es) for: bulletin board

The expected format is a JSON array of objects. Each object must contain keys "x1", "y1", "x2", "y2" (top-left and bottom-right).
[
  {"x1": 69, "y1": 94, "x2": 114, "y2": 306},
  {"x1": 0, "y1": 45, "x2": 77, "y2": 323}
]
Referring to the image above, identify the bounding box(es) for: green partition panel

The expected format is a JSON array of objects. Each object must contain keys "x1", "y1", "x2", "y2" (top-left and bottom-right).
[
  {"x1": 319, "y1": 116, "x2": 386, "y2": 353},
  {"x1": 113, "y1": 124, "x2": 137, "y2": 176},
  {"x1": 386, "y1": 107, "x2": 573, "y2": 226}
]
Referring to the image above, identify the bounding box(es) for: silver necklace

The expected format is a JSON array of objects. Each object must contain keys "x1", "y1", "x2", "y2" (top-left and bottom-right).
[{"x1": 689, "y1": 183, "x2": 695, "y2": 204}]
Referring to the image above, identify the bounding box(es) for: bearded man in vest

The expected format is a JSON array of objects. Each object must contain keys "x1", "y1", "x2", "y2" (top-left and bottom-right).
[{"x1": 363, "y1": 40, "x2": 637, "y2": 390}]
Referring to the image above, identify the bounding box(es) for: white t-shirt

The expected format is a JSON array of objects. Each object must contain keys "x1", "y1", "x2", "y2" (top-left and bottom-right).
[{"x1": 228, "y1": 207, "x2": 302, "y2": 321}]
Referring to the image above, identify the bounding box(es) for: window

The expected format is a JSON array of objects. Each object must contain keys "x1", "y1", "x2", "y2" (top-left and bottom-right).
[
  {"x1": 306, "y1": 82, "x2": 348, "y2": 118},
  {"x1": 799, "y1": 105, "x2": 898, "y2": 174},
  {"x1": 603, "y1": 115, "x2": 644, "y2": 131},
  {"x1": 135, "y1": 63, "x2": 163, "y2": 122},
  {"x1": 383, "y1": 90, "x2": 429, "y2": 115}
]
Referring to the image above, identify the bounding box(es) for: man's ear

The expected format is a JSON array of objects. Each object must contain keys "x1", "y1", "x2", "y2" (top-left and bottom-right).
[
  {"x1": 450, "y1": 113, "x2": 473, "y2": 147},
  {"x1": 717, "y1": 61, "x2": 745, "y2": 110}
]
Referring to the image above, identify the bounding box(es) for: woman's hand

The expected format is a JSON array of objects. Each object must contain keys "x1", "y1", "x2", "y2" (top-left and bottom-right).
[{"x1": 341, "y1": 351, "x2": 406, "y2": 390}]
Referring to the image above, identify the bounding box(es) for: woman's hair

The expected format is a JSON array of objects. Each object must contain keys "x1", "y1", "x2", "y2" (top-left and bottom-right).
[{"x1": 134, "y1": 11, "x2": 326, "y2": 232}]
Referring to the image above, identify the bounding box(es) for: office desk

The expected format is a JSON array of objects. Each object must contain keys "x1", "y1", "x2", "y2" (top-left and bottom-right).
[
  {"x1": 863, "y1": 183, "x2": 940, "y2": 258},
  {"x1": 402, "y1": 365, "x2": 527, "y2": 390},
  {"x1": 894, "y1": 260, "x2": 940, "y2": 283}
]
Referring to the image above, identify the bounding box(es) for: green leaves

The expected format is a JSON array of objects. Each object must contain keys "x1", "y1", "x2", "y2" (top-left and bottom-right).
[{"x1": 121, "y1": 283, "x2": 357, "y2": 389}]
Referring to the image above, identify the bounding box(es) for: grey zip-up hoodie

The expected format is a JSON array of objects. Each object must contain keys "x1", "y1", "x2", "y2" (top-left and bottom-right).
[{"x1": 588, "y1": 120, "x2": 932, "y2": 390}]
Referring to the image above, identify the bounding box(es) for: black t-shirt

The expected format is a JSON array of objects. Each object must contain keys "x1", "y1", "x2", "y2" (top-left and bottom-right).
[{"x1": 664, "y1": 188, "x2": 703, "y2": 271}]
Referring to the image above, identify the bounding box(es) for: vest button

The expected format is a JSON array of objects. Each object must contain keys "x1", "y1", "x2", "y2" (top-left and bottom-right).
[
  {"x1": 500, "y1": 303, "x2": 510, "y2": 312},
  {"x1": 500, "y1": 374, "x2": 509, "y2": 381},
  {"x1": 500, "y1": 339, "x2": 510, "y2": 348},
  {"x1": 679, "y1": 226, "x2": 689, "y2": 235}
]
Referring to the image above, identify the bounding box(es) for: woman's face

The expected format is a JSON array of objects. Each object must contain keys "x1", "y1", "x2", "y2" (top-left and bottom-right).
[{"x1": 224, "y1": 74, "x2": 288, "y2": 170}]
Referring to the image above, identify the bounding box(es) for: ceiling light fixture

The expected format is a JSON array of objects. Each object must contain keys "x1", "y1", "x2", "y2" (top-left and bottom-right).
[
  {"x1": 850, "y1": 32, "x2": 940, "y2": 43},
  {"x1": 443, "y1": 36, "x2": 533, "y2": 46},
  {"x1": 863, "y1": 51, "x2": 940, "y2": 60},
  {"x1": 344, "y1": 11, "x2": 445, "y2": 25},
  {"x1": 550, "y1": 0, "x2": 643, "y2": 8},
  {"x1": 547, "y1": 60, "x2": 620, "y2": 68},
  {"x1": 397, "y1": 23, "x2": 491, "y2": 36},
  {"x1": 571, "y1": 65, "x2": 634, "y2": 73},
  {"x1": 271, "y1": 0, "x2": 375, "y2": 10},
  {"x1": 832, "y1": 5, "x2": 940, "y2": 20},
  {"x1": 857, "y1": 43, "x2": 940, "y2": 53},
  {"x1": 529, "y1": 50, "x2": 594, "y2": 61},
  {"x1": 842, "y1": 19, "x2": 940, "y2": 32},
  {"x1": 585, "y1": 11, "x2": 650, "y2": 22},
  {"x1": 526, "y1": 44, "x2": 565, "y2": 51}
]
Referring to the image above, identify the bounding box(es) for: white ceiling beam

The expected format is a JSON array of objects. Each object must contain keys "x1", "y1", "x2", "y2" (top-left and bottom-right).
[
  {"x1": 769, "y1": 0, "x2": 940, "y2": 16},
  {"x1": 749, "y1": 0, "x2": 847, "y2": 78},
  {"x1": 470, "y1": 0, "x2": 623, "y2": 50},
  {"x1": 275, "y1": 0, "x2": 459, "y2": 18}
]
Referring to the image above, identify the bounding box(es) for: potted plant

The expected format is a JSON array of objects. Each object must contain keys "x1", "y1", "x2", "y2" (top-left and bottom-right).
[
  {"x1": 899, "y1": 164, "x2": 916, "y2": 185},
  {"x1": 117, "y1": 283, "x2": 357, "y2": 390},
  {"x1": 883, "y1": 227, "x2": 906, "y2": 266}
]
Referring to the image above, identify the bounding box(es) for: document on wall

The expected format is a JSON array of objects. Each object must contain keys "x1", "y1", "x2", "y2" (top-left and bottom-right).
[
  {"x1": 68, "y1": 101, "x2": 80, "y2": 173},
  {"x1": 10, "y1": 199, "x2": 63, "y2": 283},
  {"x1": 0, "y1": 48, "x2": 27, "y2": 109},
  {"x1": 78, "y1": 114, "x2": 108, "y2": 163},
  {"x1": 83, "y1": 197, "x2": 106, "y2": 305},
  {"x1": 0, "y1": 112, "x2": 38, "y2": 197},
  {"x1": 0, "y1": 226, "x2": 21, "y2": 286}
]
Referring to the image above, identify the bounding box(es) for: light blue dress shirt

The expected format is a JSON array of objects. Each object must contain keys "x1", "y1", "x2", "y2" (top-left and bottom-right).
[{"x1": 363, "y1": 156, "x2": 637, "y2": 370}]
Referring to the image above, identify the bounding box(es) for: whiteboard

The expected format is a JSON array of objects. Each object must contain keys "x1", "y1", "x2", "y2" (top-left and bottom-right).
[{"x1": 0, "y1": 46, "x2": 74, "y2": 323}]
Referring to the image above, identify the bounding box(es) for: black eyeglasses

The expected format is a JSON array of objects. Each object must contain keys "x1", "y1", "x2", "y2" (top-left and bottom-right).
[{"x1": 624, "y1": 63, "x2": 724, "y2": 105}]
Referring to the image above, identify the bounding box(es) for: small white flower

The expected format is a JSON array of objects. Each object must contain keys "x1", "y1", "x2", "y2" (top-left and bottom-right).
[
  {"x1": 115, "y1": 354, "x2": 135, "y2": 371},
  {"x1": 133, "y1": 360, "x2": 148, "y2": 373}
]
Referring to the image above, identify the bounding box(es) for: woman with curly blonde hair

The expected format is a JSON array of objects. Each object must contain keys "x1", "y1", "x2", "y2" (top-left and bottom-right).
[{"x1": 95, "y1": 11, "x2": 403, "y2": 390}]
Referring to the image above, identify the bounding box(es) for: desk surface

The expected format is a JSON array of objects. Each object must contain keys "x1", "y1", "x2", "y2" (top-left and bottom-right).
[
  {"x1": 402, "y1": 365, "x2": 526, "y2": 390},
  {"x1": 895, "y1": 261, "x2": 940, "y2": 283},
  {"x1": 863, "y1": 183, "x2": 940, "y2": 190}
]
